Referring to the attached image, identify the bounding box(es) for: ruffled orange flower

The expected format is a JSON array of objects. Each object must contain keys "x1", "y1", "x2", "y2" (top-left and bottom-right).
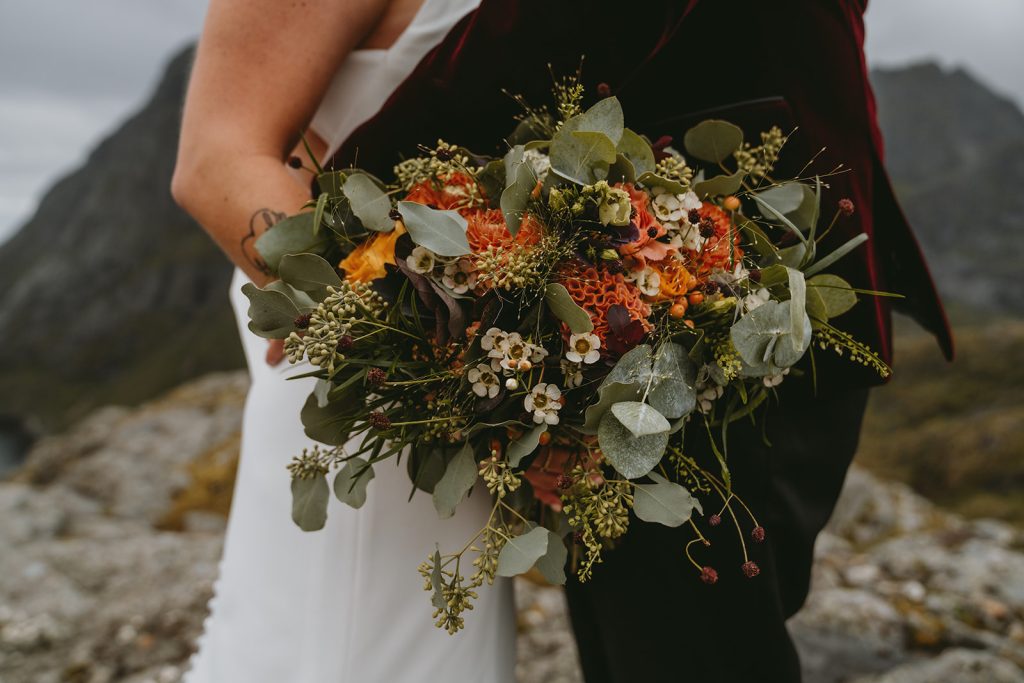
[
  {"x1": 404, "y1": 173, "x2": 477, "y2": 213},
  {"x1": 686, "y1": 202, "x2": 743, "y2": 278},
  {"x1": 558, "y1": 261, "x2": 652, "y2": 344},
  {"x1": 649, "y1": 258, "x2": 698, "y2": 302},
  {"x1": 615, "y1": 183, "x2": 676, "y2": 269},
  {"x1": 465, "y1": 208, "x2": 542, "y2": 253},
  {"x1": 339, "y1": 223, "x2": 405, "y2": 283}
]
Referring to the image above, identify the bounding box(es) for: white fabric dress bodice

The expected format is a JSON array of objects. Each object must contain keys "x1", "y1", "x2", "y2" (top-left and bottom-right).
[{"x1": 184, "y1": 2, "x2": 517, "y2": 681}]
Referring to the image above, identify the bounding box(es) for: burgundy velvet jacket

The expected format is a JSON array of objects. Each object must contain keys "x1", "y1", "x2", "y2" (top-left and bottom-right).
[{"x1": 325, "y1": 0, "x2": 953, "y2": 385}]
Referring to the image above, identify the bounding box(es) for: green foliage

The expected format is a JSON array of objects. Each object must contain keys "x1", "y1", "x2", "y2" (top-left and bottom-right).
[
  {"x1": 254, "y1": 213, "x2": 327, "y2": 273},
  {"x1": 610, "y1": 401, "x2": 670, "y2": 438},
  {"x1": 544, "y1": 283, "x2": 594, "y2": 334},
  {"x1": 291, "y1": 474, "x2": 329, "y2": 531},
  {"x1": 549, "y1": 97, "x2": 624, "y2": 185},
  {"x1": 495, "y1": 525, "x2": 565, "y2": 582},
  {"x1": 343, "y1": 173, "x2": 394, "y2": 232},
  {"x1": 500, "y1": 145, "x2": 537, "y2": 235},
  {"x1": 693, "y1": 169, "x2": 745, "y2": 198},
  {"x1": 684, "y1": 119, "x2": 744, "y2": 163},
  {"x1": 506, "y1": 425, "x2": 547, "y2": 467},
  {"x1": 632, "y1": 473, "x2": 702, "y2": 527},
  {"x1": 397, "y1": 200, "x2": 470, "y2": 257},
  {"x1": 279, "y1": 253, "x2": 342, "y2": 293},
  {"x1": 598, "y1": 409, "x2": 669, "y2": 479},
  {"x1": 432, "y1": 442, "x2": 478, "y2": 519},
  {"x1": 242, "y1": 283, "x2": 300, "y2": 339},
  {"x1": 333, "y1": 457, "x2": 374, "y2": 508},
  {"x1": 730, "y1": 300, "x2": 812, "y2": 375},
  {"x1": 615, "y1": 128, "x2": 656, "y2": 178}
]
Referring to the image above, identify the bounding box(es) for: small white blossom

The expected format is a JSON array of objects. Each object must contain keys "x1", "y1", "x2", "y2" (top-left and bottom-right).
[
  {"x1": 679, "y1": 223, "x2": 706, "y2": 252},
  {"x1": 680, "y1": 191, "x2": 701, "y2": 212},
  {"x1": 626, "y1": 267, "x2": 661, "y2": 297},
  {"x1": 524, "y1": 382, "x2": 563, "y2": 425},
  {"x1": 497, "y1": 332, "x2": 531, "y2": 371},
  {"x1": 481, "y1": 327, "x2": 509, "y2": 354},
  {"x1": 565, "y1": 332, "x2": 602, "y2": 365},
  {"x1": 442, "y1": 258, "x2": 476, "y2": 294},
  {"x1": 407, "y1": 246, "x2": 436, "y2": 275},
  {"x1": 467, "y1": 363, "x2": 500, "y2": 398},
  {"x1": 561, "y1": 359, "x2": 584, "y2": 388},
  {"x1": 742, "y1": 288, "x2": 771, "y2": 313},
  {"x1": 652, "y1": 193, "x2": 685, "y2": 223}
]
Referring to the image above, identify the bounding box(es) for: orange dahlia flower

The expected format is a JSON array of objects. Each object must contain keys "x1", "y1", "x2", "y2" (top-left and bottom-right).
[
  {"x1": 687, "y1": 202, "x2": 743, "y2": 278},
  {"x1": 465, "y1": 208, "x2": 542, "y2": 253},
  {"x1": 403, "y1": 173, "x2": 477, "y2": 213}
]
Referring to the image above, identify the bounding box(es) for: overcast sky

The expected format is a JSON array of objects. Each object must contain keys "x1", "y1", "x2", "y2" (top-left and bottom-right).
[{"x1": 1, "y1": 0, "x2": 1022, "y2": 244}]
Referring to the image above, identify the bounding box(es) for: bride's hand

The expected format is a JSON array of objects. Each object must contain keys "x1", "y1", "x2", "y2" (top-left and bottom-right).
[{"x1": 266, "y1": 339, "x2": 285, "y2": 366}]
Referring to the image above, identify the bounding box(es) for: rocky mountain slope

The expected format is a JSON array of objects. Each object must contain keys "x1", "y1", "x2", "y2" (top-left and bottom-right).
[
  {"x1": 0, "y1": 47, "x2": 242, "y2": 440},
  {"x1": 2, "y1": 373, "x2": 1024, "y2": 683}
]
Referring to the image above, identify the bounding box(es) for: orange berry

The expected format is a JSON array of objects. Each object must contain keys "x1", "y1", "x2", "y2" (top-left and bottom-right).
[
  {"x1": 669, "y1": 303, "x2": 687, "y2": 319},
  {"x1": 538, "y1": 431, "x2": 552, "y2": 446},
  {"x1": 723, "y1": 196, "x2": 741, "y2": 212},
  {"x1": 687, "y1": 292, "x2": 704, "y2": 306},
  {"x1": 490, "y1": 438, "x2": 502, "y2": 453},
  {"x1": 684, "y1": 319, "x2": 695, "y2": 329}
]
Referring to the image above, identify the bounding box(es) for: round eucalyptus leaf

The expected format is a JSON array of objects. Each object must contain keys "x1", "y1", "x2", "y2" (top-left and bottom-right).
[
  {"x1": 333, "y1": 457, "x2": 374, "y2": 509},
  {"x1": 610, "y1": 401, "x2": 670, "y2": 438},
  {"x1": 431, "y1": 442, "x2": 478, "y2": 519},
  {"x1": 397, "y1": 201, "x2": 470, "y2": 257},
  {"x1": 683, "y1": 119, "x2": 744, "y2": 163},
  {"x1": 544, "y1": 283, "x2": 594, "y2": 334},
  {"x1": 291, "y1": 474, "x2": 329, "y2": 532},
  {"x1": 597, "y1": 410, "x2": 668, "y2": 480},
  {"x1": 534, "y1": 529, "x2": 568, "y2": 585},
  {"x1": 496, "y1": 526, "x2": 549, "y2": 577},
  {"x1": 242, "y1": 283, "x2": 300, "y2": 339},
  {"x1": 633, "y1": 473, "x2": 703, "y2": 527},
  {"x1": 343, "y1": 173, "x2": 394, "y2": 232},
  {"x1": 693, "y1": 169, "x2": 745, "y2": 198},
  {"x1": 808, "y1": 274, "x2": 857, "y2": 319},
  {"x1": 279, "y1": 253, "x2": 342, "y2": 292}
]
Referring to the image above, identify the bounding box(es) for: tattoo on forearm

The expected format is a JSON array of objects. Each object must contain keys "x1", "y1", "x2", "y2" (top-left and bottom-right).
[{"x1": 241, "y1": 208, "x2": 287, "y2": 274}]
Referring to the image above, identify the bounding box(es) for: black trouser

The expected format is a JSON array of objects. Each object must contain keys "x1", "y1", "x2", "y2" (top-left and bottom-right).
[{"x1": 565, "y1": 382, "x2": 870, "y2": 683}]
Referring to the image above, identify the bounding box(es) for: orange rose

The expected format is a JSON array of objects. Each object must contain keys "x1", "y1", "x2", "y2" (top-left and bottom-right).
[{"x1": 339, "y1": 223, "x2": 406, "y2": 283}]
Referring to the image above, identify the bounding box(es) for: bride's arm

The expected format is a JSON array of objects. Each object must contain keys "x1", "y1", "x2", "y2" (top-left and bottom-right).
[{"x1": 171, "y1": 0, "x2": 388, "y2": 286}]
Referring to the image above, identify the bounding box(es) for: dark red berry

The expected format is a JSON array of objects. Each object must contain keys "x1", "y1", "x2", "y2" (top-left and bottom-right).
[
  {"x1": 388, "y1": 207, "x2": 403, "y2": 221},
  {"x1": 709, "y1": 514, "x2": 722, "y2": 527},
  {"x1": 838, "y1": 198, "x2": 855, "y2": 216},
  {"x1": 700, "y1": 566, "x2": 719, "y2": 585},
  {"x1": 699, "y1": 217, "x2": 716, "y2": 238},
  {"x1": 751, "y1": 526, "x2": 766, "y2": 543},
  {"x1": 287, "y1": 156, "x2": 303, "y2": 169},
  {"x1": 748, "y1": 269, "x2": 762, "y2": 283},
  {"x1": 368, "y1": 411, "x2": 391, "y2": 430},
  {"x1": 436, "y1": 147, "x2": 454, "y2": 161},
  {"x1": 366, "y1": 367, "x2": 388, "y2": 387},
  {"x1": 687, "y1": 209, "x2": 701, "y2": 225},
  {"x1": 556, "y1": 474, "x2": 575, "y2": 491},
  {"x1": 647, "y1": 227, "x2": 659, "y2": 238},
  {"x1": 596, "y1": 82, "x2": 612, "y2": 97},
  {"x1": 742, "y1": 561, "x2": 761, "y2": 578},
  {"x1": 294, "y1": 313, "x2": 312, "y2": 330},
  {"x1": 337, "y1": 335, "x2": 354, "y2": 351}
]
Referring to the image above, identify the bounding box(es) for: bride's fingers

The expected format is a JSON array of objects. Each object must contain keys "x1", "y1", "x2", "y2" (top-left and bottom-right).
[{"x1": 266, "y1": 339, "x2": 285, "y2": 366}]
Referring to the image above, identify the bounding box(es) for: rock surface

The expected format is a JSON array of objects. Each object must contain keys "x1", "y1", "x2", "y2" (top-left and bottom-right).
[{"x1": 3, "y1": 372, "x2": 1024, "y2": 682}]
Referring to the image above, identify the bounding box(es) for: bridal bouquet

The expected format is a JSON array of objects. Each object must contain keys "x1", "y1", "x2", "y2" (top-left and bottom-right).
[{"x1": 244, "y1": 77, "x2": 889, "y2": 633}]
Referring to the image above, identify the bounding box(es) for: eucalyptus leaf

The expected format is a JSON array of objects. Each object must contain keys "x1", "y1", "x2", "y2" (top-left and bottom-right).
[
  {"x1": 730, "y1": 300, "x2": 811, "y2": 374},
  {"x1": 610, "y1": 402, "x2": 670, "y2": 438},
  {"x1": 343, "y1": 173, "x2": 394, "y2": 232},
  {"x1": 580, "y1": 381, "x2": 642, "y2": 435},
  {"x1": 636, "y1": 171, "x2": 690, "y2": 195},
  {"x1": 313, "y1": 379, "x2": 331, "y2": 408},
  {"x1": 279, "y1": 253, "x2": 342, "y2": 292},
  {"x1": 633, "y1": 472, "x2": 703, "y2": 527},
  {"x1": 397, "y1": 201, "x2": 470, "y2": 257},
  {"x1": 300, "y1": 393, "x2": 350, "y2": 446},
  {"x1": 430, "y1": 548, "x2": 445, "y2": 609},
  {"x1": 500, "y1": 146, "x2": 537, "y2": 236},
  {"x1": 808, "y1": 274, "x2": 857, "y2": 318},
  {"x1": 496, "y1": 526, "x2": 549, "y2": 577},
  {"x1": 291, "y1": 474, "x2": 329, "y2": 531},
  {"x1": 534, "y1": 529, "x2": 568, "y2": 584},
  {"x1": 786, "y1": 267, "x2": 808, "y2": 353},
  {"x1": 333, "y1": 457, "x2": 374, "y2": 509},
  {"x1": 755, "y1": 183, "x2": 805, "y2": 215},
  {"x1": 597, "y1": 410, "x2": 668, "y2": 479},
  {"x1": 804, "y1": 233, "x2": 869, "y2": 277},
  {"x1": 755, "y1": 195, "x2": 808, "y2": 246},
  {"x1": 507, "y1": 425, "x2": 547, "y2": 468},
  {"x1": 683, "y1": 119, "x2": 744, "y2": 163},
  {"x1": 254, "y1": 213, "x2": 326, "y2": 273},
  {"x1": 544, "y1": 283, "x2": 594, "y2": 334},
  {"x1": 648, "y1": 343, "x2": 697, "y2": 420},
  {"x1": 312, "y1": 191, "x2": 329, "y2": 236},
  {"x1": 408, "y1": 447, "x2": 448, "y2": 495},
  {"x1": 616, "y1": 128, "x2": 656, "y2": 177},
  {"x1": 242, "y1": 283, "x2": 300, "y2": 339},
  {"x1": 432, "y1": 442, "x2": 478, "y2": 519},
  {"x1": 693, "y1": 169, "x2": 745, "y2": 198},
  {"x1": 549, "y1": 97, "x2": 624, "y2": 185},
  {"x1": 317, "y1": 171, "x2": 347, "y2": 199}
]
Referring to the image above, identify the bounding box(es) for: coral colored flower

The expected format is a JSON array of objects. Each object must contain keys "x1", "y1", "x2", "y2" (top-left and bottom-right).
[
  {"x1": 403, "y1": 173, "x2": 477, "y2": 212},
  {"x1": 558, "y1": 261, "x2": 652, "y2": 347},
  {"x1": 648, "y1": 259, "x2": 698, "y2": 302},
  {"x1": 685, "y1": 202, "x2": 743, "y2": 278},
  {"x1": 614, "y1": 183, "x2": 675, "y2": 268},
  {"x1": 340, "y1": 223, "x2": 405, "y2": 283},
  {"x1": 465, "y1": 208, "x2": 541, "y2": 253}
]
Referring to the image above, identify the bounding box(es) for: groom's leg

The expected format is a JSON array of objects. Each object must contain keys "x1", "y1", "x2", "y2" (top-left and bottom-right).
[{"x1": 564, "y1": 383, "x2": 870, "y2": 683}]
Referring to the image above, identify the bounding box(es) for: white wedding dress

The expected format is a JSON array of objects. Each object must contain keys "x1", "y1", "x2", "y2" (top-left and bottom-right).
[{"x1": 184, "y1": 2, "x2": 517, "y2": 681}]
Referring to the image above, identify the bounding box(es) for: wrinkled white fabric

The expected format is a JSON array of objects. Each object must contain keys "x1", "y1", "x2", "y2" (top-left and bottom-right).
[{"x1": 184, "y1": 2, "x2": 516, "y2": 680}]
